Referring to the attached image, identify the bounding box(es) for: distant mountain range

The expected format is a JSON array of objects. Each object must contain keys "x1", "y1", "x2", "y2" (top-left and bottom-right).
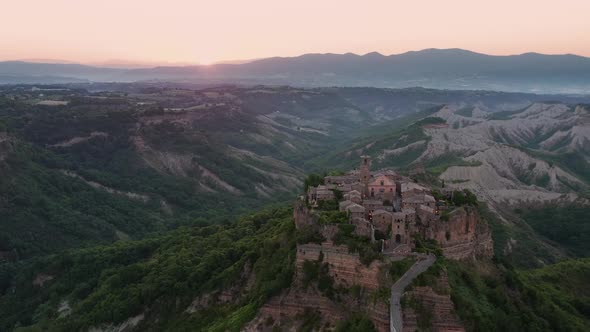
[{"x1": 2, "y1": 49, "x2": 590, "y2": 93}]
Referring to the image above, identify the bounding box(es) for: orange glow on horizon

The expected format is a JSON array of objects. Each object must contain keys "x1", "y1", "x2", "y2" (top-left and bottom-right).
[{"x1": 1, "y1": 0, "x2": 589, "y2": 65}]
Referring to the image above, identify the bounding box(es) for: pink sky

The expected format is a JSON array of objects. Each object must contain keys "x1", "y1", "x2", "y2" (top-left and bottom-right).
[{"x1": 1, "y1": 0, "x2": 589, "y2": 65}]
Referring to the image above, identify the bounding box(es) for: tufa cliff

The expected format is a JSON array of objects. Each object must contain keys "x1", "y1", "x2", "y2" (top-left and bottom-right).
[
  {"x1": 245, "y1": 242, "x2": 390, "y2": 331},
  {"x1": 419, "y1": 207, "x2": 493, "y2": 260}
]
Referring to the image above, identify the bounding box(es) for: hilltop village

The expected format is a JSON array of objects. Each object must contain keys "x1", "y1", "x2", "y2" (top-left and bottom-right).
[
  {"x1": 246, "y1": 157, "x2": 493, "y2": 332},
  {"x1": 300, "y1": 156, "x2": 493, "y2": 259}
]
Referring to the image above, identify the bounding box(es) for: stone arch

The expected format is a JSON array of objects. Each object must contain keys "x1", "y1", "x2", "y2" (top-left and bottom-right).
[{"x1": 395, "y1": 234, "x2": 401, "y2": 243}]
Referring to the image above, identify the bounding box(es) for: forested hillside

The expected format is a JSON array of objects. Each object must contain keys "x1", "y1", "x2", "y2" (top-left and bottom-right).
[
  {"x1": 1, "y1": 84, "x2": 590, "y2": 331},
  {"x1": 3, "y1": 205, "x2": 589, "y2": 331},
  {"x1": 0, "y1": 208, "x2": 296, "y2": 331},
  {"x1": 3, "y1": 84, "x2": 577, "y2": 258}
]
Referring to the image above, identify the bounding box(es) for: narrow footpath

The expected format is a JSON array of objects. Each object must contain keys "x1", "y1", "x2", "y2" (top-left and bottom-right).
[{"x1": 390, "y1": 254, "x2": 436, "y2": 332}]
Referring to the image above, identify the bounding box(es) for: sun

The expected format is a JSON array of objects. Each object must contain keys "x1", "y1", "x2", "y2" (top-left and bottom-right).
[{"x1": 198, "y1": 59, "x2": 216, "y2": 66}]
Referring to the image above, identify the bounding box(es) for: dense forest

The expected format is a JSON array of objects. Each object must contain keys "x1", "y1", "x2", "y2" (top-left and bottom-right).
[
  {"x1": 413, "y1": 257, "x2": 590, "y2": 331},
  {"x1": 3, "y1": 205, "x2": 589, "y2": 331},
  {"x1": 520, "y1": 205, "x2": 590, "y2": 257},
  {"x1": 0, "y1": 208, "x2": 296, "y2": 331}
]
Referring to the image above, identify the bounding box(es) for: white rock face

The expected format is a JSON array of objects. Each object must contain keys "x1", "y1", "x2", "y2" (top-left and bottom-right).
[
  {"x1": 88, "y1": 314, "x2": 145, "y2": 332},
  {"x1": 378, "y1": 140, "x2": 427, "y2": 160},
  {"x1": 403, "y1": 103, "x2": 589, "y2": 205}
]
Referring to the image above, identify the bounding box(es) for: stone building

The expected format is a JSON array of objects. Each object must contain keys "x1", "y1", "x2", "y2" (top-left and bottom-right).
[
  {"x1": 346, "y1": 203, "x2": 366, "y2": 220},
  {"x1": 325, "y1": 174, "x2": 359, "y2": 186},
  {"x1": 391, "y1": 212, "x2": 411, "y2": 245},
  {"x1": 363, "y1": 199, "x2": 385, "y2": 219},
  {"x1": 302, "y1": 150, "x2": 492, "y2": 262},
  {"x1": 308, "y1": 184, "x2": 335, "y2": 203},
  {"x1": 396, "y1": 208, "x2": 416, "y2": 223},
  {"x1": 372, "y1": 209, "x2": 393, "y2": 234},
  {"x1": 368, "y1": 174, "x2": 396, "y2": 201},
  {"x1": 401, "y1": 193, "x2": 436, "y2": 210},
  {"x1": 398, "y1": 182, "x2": 430, "y2": 198},
  {"x1": 360, "y1": 155, "x2": 372, "y2": 198},
  {"x1": 344, "y1": 190, "x2": 362, "y2": 204},
  {"x1": 339, "y1": 200, "x2": 353, "y2": 211}
]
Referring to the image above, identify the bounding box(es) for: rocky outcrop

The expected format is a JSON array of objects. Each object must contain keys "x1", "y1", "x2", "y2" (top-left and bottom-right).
[
  {"x1": 402, "y1": 273, "x2": 464, "y2": 332},
  {"x1": 244, "y1": 288, "x2": 344, "y2": 331},
  {"x1": 88, "y1": 314, "x2": 145, "y2": 332},
  {"x1": 247, "y1": 242, "x2": 390, "y2": 331},
  {"x1": 60, "y1": 170, "x2": 150, "y2": 202},
  {"x1": 186, "y1": 262, "x2": 255, "y2": 313},
  {"x1": 422, "y1": 207, "x2": 493, "y2": 260},
  {"x1": 294, "y1": 201, "x2": 351, "y2": 242},
  {"x1": 297, "y1": 243, "x2": 390, "y2": 331},
  {"x1": 296, "y1": 243, "x2": 382, "y2": 290},
  {"x1": 293, "y1": 199, "x2": 317, "y2": 230},
  {"x1": 367, "y1": 301, "x2": 390, "y2": 332},
  {"x1": 245, "y1": 287, "x2": 389, "y2": 332},
  {"x1": 49, "y1": 131, "x2": 108, "y2": 148}
]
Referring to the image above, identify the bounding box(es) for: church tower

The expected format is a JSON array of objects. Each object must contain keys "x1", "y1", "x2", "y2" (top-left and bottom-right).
[{"x1": 360, "y1": 155, "x2": 371, "y2": 197}]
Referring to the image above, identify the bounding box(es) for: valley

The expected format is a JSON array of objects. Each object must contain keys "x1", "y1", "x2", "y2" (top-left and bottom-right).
[{"x1": 0, "y1": 83, "x2": 589, "y2": 331}]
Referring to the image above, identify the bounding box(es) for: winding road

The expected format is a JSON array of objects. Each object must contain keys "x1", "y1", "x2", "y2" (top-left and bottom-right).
[{"x1": 389, "y1": 254, "x2": 436, "y2": 332}]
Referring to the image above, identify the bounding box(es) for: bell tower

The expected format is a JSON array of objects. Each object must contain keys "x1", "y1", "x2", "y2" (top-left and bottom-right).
[{"x1": 360, "y1": 155, "x2": 371, "y2": 197}]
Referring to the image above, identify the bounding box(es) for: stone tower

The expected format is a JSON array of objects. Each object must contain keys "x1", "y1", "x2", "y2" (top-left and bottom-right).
[{"x1": 360, "y1": 155, "x2": 371, "y2": 197}]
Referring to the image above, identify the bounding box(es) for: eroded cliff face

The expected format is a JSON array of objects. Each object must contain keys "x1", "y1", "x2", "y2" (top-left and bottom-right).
[
  {"x1": 293, "y1": 201, "x2": 340, "y2": 242},
  {"x1": 293, "y1": 199, "x2": 316, "y2": 230},
  {"x1": 422, "y1": 207, "x2": 493, "y2": 260},
  {"x1": 244, "y1": 288, "x2": 344, "y2": 332},
  {"x1": 245, "y1": 243, "x2": 389, "y2": 332},
  {"x1": 402, "y1": 273, "x2": 465, "y2": 332},
  {"x1": 296, "y1": 243, "x2": 383, "y2": 292},
  {"x1": 186, "y1": 262, "x2": 256, "y2": 314}
]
